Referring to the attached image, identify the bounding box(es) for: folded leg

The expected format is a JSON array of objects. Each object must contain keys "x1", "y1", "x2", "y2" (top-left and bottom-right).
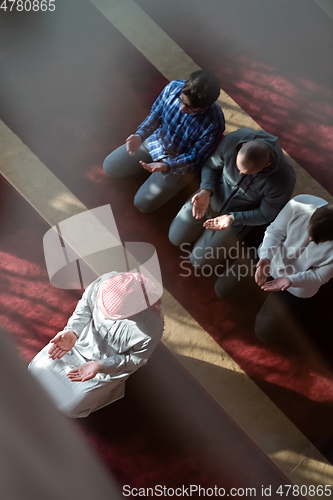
[
  {"x1": 29, "y1": 346, "x2": 124, "y2": 418},
  {"x1": 103, "y1": 143, "x2": 153, "y2": 178},
  {"x1": 134, "y1": 170, "x2": 196, "y2": 213}
]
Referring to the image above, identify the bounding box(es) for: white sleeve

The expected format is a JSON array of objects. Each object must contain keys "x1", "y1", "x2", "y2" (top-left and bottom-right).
[
  {"x1": 258, "y1": 202, "x2": 291, "y2": 261},
  {"x1": 288, "y1": 264, "x2": 333, "y2": 295},
  {"x1": 101, "y1": 317, "x2": 163, "y2": 377},
  {"x1": 65, "y1": 280, "x2": 98, "y2": 337}
]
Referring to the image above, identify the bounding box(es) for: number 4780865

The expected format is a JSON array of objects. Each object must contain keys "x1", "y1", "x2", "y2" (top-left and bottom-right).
[{"x1": 0, "y1": 0, "x2": 55, "y2": 11}]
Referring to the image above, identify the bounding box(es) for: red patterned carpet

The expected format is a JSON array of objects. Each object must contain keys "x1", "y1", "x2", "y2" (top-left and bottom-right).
[
  {"x1": 0, "y1": 0, "x2": 333, "y2": 479},
  {"x1": 136, "y1": 0, "x2": 333, "y2": 196},
  {"x1": 0, "y1": 178, "x2": 298, "y2": 493}
]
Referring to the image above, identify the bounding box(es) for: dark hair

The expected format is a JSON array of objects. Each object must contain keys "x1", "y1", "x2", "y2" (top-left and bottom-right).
[
  {"x1": 182, "y1": 70, "x2": 220, "y2": 108},
  {"x1": 308, "y1": 204, "x2": 333, "y2": 243}
]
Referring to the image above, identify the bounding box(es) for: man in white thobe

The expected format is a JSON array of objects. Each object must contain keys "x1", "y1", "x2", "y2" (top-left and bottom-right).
[{"x1": 29, "y1": 272, "x2": 164, "y2": 418}]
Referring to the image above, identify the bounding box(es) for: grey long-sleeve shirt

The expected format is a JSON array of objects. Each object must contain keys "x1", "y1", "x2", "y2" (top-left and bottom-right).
[
  {"x1": 258, "y1": 195, "x2": 333, "y2": 298},
  {"x1": 200, "y1": 128, "x2": 295, "y2": 226}
]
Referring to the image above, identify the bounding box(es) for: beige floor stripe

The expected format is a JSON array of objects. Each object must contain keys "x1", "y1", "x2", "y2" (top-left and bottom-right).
[{"x1": 1, "y1": 2, "x2": 332, "y2": 495}]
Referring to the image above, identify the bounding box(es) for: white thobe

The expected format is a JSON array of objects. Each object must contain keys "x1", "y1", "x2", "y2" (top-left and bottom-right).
[{"x1": 29, "y1": 272, "x2": 164, "y2": 418}]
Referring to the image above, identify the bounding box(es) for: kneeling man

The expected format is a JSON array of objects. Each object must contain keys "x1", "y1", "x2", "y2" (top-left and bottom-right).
[
  {"x1": 169, "y1": 128, "x2": 295, "y2": 269},
  {"x1": 254, "y1": 195, "x2": 333, "y2": 341},
  {"x1": 29, "y1": 272, "x2": 164, "y2": 418},
  {"x1": 103, "y1": 70, "x2": 225, "y2": 213}
]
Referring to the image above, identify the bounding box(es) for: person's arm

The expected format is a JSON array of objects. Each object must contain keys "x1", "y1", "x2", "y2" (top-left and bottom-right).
[
  {"x1": 67, "y1": 319, "x2": 163, "y2": 382},
  {"x1": 260, "y1": 264, "x2": 333, "y2": 294},
  {"x1": 164, "y1": 121, "x2": 224, "y2": 175},
  {"x1": 286, "y1": 265, "x2": 333, "y2": 291},
  {"x1": 100, "y1": 322, "x2": 161, "y2": 377},
  {"x1": 135, "y1": 84, "x2": 170, "y2": 142},
  {"x1": 189, "y1": 139, "x2": 226, "y2": 219},
  {"x1": 229, "y1": 184, "x2": 294, "y2": 227},
  {"x1": 48, "y1": 280, "x2": 98, "y2": 359},
  {"x1": 257, "y1": 202, "x2": 292, "y2": 261},
  {"x1": 199, "y1": 141, "x2": 225, "y2": 194},
  {"x1": 64, "y1": 280, "x2": 97, "y2": 338}
]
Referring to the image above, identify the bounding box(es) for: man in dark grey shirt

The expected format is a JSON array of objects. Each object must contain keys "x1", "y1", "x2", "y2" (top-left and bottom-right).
[{"x1": 169, "y1": 128, "x2": 295, "y2": 269}]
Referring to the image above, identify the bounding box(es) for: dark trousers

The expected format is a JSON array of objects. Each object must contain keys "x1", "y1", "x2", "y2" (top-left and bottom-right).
[{"x1": 214, "y1": 265, "x2": 313, "y2": 342}]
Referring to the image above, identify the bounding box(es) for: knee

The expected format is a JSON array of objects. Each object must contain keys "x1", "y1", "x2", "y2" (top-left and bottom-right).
[
  {"x1": 103, "y1": 153, "x2": 119, "y2": 177},
  {"x1": 189, "y1": 245, "x2": 206, "y2": 267},
  {"x1": 169, "y1": 202, "x2": 198, "y2": 247},
  {"x1": 133, "y1": 193, "x2": 155, "y2": 213},
  {"x1": 214, "y1": 269, "x2": 246, "y2": 301},
  {"x1": 169, "y1": 220, "x2": 186, "y2": 246},
  {"x1": 214, "y1": 275, "x2": 229, "y2": 300},
  {"x1": 254, "y1": 310, "x2": 279, "y2": 342},
  {"x1": 103, "y1": 144, "x2": 131, "y2": 178},
  {"x1": 254, "y1": 318, "x2": 269, "y2": 342}
]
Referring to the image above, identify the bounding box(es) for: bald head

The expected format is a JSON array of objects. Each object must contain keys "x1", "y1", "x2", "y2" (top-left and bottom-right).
[{"x1": 236, "y1": 140, "x2": 271, "y2": 175}]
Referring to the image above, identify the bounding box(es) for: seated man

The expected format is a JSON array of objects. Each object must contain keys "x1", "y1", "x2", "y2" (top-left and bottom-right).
[
  {"x1": 103, "y1": 70, "x2": 225, "y2": 213},
  {"x1": 254, "y1": 195, "x2": 333, "y2": 341},
  {"x1": 29, "y1": 272, "x2": 164, "y2": 418},
  {"x1": 169, "y1": 128, "x2": 295, "y2": 269}
]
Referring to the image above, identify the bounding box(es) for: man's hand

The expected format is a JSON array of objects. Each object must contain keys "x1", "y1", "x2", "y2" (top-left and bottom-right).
[
  {"x1": 203, "y1": 214, "x2": 234, "y2": 231},
  {"x1": 191, "y1": 189, "x2": 211, "y2": 219},
  {"x1": 67, "y1": 361, "x2": 103, "y2": 382},
  {"x1": 261, "y1": 277, "x2": 291, "y2": 292},
  {"x1": 255, "y1": 258, "x2": 271, "y2": 287},
  {"x1": 139, "y1": 161, "x2": 168, "y2": 173},
  {"x1": 48, "y1": 330, "x2": 77, "y2": 360},
  {"x1": 125, "y1": 134, "x2": 142, "y2": 156}
]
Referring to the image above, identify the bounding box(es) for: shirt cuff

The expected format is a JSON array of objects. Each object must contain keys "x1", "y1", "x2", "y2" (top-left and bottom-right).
[
  {"x1": 258, "y1": 247, "x2": 275, "y2": 261},
  {"x1": 228, "y1": 212, "x2": 240, "y2": 225},
  {"x1": 162, "y1": 161, "x2": 171, "y2": 174},
  {"x1": 135, "y1": 130, "x2": 146, "y2": 142},
  {"x1": 64, "y1": 327, "x2": 80, "y2": 338},
  {"x1": 200, "y1": 182, "x2": 215, "y2": 193}
]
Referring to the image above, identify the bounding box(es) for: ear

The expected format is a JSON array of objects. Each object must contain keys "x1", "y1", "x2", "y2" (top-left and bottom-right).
[{"x1": 266, "y1": 162, "x2": 271, "y2": 167}]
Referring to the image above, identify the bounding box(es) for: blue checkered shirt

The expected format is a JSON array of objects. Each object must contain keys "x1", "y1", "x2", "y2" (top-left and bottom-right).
[{"x1": 135, "y1": 80, "x2": 225, "y2": 174}]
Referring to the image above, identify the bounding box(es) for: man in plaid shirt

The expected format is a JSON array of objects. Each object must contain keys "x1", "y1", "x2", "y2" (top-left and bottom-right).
[{"x1": 103, "y1": 70, "x2": 225, "y2": 213}]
